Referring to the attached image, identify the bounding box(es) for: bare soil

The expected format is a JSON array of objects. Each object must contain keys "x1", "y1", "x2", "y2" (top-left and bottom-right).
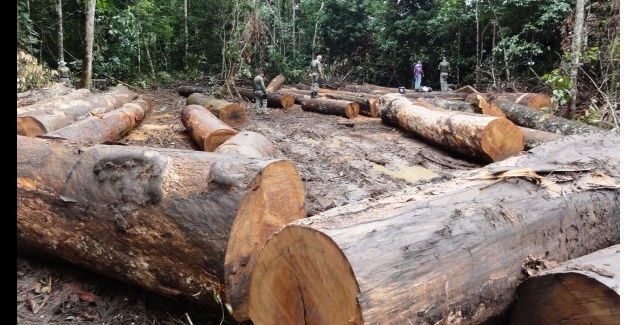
[{"x1": 17, "y1": 86, "x2": 482, "y2": 324}]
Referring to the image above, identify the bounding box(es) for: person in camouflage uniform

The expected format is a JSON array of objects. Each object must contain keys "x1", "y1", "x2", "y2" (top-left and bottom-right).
[
  {"x1": 57, "y1": 61, "x2": 72, "y2": 87},
  {"x1": 253, "y1": 69, "x2": 269, "y2": 115},
  {"x1": 309, "y1": 55, "x2": 324, "y2": 98},
  {"x1": 438, "y1": 57, "x2": 450, "y2": 92}
]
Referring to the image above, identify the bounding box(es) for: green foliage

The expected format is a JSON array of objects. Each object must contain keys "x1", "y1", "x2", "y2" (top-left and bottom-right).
[
  {"x1": 542, "y1": 68, "x2": 571, "y2": 108},
  {"x1": 17, "y1": 50, "x2": 57, "y2": 92},
  {"x1": 574, "y1": 98, "x2": 603, "y2": 127}
]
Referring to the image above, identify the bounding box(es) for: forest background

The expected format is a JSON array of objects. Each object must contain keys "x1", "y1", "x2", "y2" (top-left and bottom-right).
[{"x1": 17, "y1": 0, "x2": 620, "y2": 127}]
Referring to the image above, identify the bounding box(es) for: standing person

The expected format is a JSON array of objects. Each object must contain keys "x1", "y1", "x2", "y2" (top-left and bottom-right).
[
  {"x1": 413, "y1": 60, "x2": 423, "y2": 91},
  {"x1": 57, "y1": 61, "x2": 72, "y2": 87},
  {"x1": 438, "y1": 57, "x2": 451, "y2": 92},
  {"x1": 310, "y1": 55, "x2": 324, "y2": 98},
  {"x1": 253, "y1": 69, "x2": 269, "y2": 115}
]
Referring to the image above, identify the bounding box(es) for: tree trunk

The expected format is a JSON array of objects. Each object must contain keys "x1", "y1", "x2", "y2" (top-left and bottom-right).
[
  {"x1": 266, "y1": 74, "x2": 286, "y2": 92},
  {"x1": 413, "y1": 97, "x2": 476, "y2": 113},
  {"x1": 235, "y1": 88, "x2": 295, "y2": 109},
  {"x1": 518, "y1": 127, "x2": 565, "y2": 150},
  {"x1": 568, "y1": 0, "x2": 587, "y2": 119},
  {"x1": 17, "y1": 88, "x2": 91, "y2": 114},
  {"x1": 301, "y1": 98, "x2": 359, "y2": 119},
  {"x1": 55, "y1": 0, "x2": 64, "y2": 62},
  {"x1": 180, "y1": 104, "x2": 238, "y2": 152},
  {"x1": 44, "y1": 97, "x2": 152, "y2": 143},
  {"x1": 80, "y1": 0, "x2": 95, "y2": 89},
  {"x1": 400, "y1": 91, "x2": 470, "y2": 100},
  {"x1": 248, "y1": 133, "x2": 620, "y2": 324},
  {"x1": 177, "y1": 85, "x2": 213, "y2": 97},
  {"x1": 465, "y1": 92, "x2": 553, "y2": 110},
  {"x1": 213, "y1": 131, "x2": 276, "y2": 158},
  {"x1": 17, "y1": 135, "x2": 307, "y2": 321},
  {"x1": 379, "y1": 94, "x2": 524, "y2": 163},
  {"x1": 276, "y1": 89, "x2": 308, "y2": 105},
  {"x1": 492, "y1": 98, "x2": 608, "y2": 135},
  {"x1": 186, "y1": 93, "x2": 246, "y2": 127},
  {"x1": 17, "y1": 83, "x2": 75, "y2": 107},
  {"x1": 17, "y1": 85, "x2": 138, "y2": 136},
  {"x1": 314, "y1": 90, "x2": 379, "y2": 118},
  {"x1": 510, "y1": 244, "x2": 620, "y2": 325}
]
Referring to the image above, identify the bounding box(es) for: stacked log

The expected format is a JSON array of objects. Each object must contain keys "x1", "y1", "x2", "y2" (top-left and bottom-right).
[
  {"x1": 301, "y1": 97, "x2": 360, "y2": 119},
  {"x1": 466, "y1": 92, "x2": 553, "y2": 110},
  {"x1": 17, "y1": 83, "x2": 75, "y2": 107},
  {"x1": 17, "y1": 135, "x2": 307, "y2": 321},
  {"x1": 17, "y1": 84, "x2": 138, "y2": 136},
  {"x1": 247, "y1": 133, "x2": 620, "y2": 324},
  {"x1": 180, "y1": 104, "x2": 238, "y2": 152},
  {"x1": 177, "y1": 85, "x2": 213, "y2": 97},
  {"x1": 235, "y1": 87, "x2": 295, "y2": 109},
  {"x1": 378, "y1": 93, "x2": 524, "y2": 162},
  {"x1": 17, "y1": 88, "x2": 92, "y2": 115},
  {"x1": 186, "y1": 93, "x2": 246, "y2": 127}
]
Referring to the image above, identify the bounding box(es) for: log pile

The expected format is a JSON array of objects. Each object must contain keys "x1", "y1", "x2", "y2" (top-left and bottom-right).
[{"x1": 186, "y1": 92, "x2": 246, "y2": 127}]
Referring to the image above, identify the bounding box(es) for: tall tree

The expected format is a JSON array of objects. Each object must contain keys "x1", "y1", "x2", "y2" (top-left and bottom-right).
[
  {"x1": 568, "y1": 0, "x2": 587, "y2": 118},
  {"x1": 56, "y1": 0, "x2": 64, "y2": 62},
  {"x1": 80, "y1": 0, "x2": 96, "y2": 89}
]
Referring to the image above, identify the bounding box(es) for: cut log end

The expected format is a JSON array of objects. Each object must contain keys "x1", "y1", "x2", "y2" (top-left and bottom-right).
[
  {"x1": 346, "y1": 103, "x2": 360, "y2": 119},
  {"x1": 481, "y1": 118, "x2": 525, "y2": 161},
  {"x1": 218, "y1": 104, "x2": 246, "y2": 128},
  {"x1": 203, "y1": 130, "x2": 238, "y2": 152},
  {"x1": 17, "y1": 116, "x2": 46, "y2": 136},
  {"x1": 279, "y1": 94, "x2": 296, "y2": 109},
  {"x1": 247, "y1": 225, "x2": 362, "y2": 324}
]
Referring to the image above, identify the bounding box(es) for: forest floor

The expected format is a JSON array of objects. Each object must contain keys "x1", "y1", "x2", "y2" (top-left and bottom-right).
[{"x1": 17, "y1": 85, "x2": 485, "y2": 324}]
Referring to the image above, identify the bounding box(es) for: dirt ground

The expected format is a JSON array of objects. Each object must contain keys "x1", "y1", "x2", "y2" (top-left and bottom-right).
[{"x1": 17, "y1": 86, "x2": 482, "y2": 324}]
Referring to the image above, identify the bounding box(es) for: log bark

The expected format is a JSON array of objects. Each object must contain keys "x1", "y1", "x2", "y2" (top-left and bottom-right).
[
  {"x1": 510, "y1": 244, "x2": 620, "y2": 325},
  {"x1": 518, "y1": 127, "x2": 565, "y2": 150},
  {"x1": 400, "y1": 91, "x2": 470, "y2": 100},
  {"x1": 17, "y1": 84, "x2": 138, "y2": 136},
  {"x1": 379, "y1": 93, "x2": 524, "y2": 162},
  {"x1": 236, "y1": 87, "x2": 295, "y2": 109},
  {"x1": 17, "y1": 135, "x2": 307, "y2": 322},
  {"x1": 17, "y1": 83, "x2": 75, "y2": 107},
  {"x1": 275, "y1": 89, "x2": 308, "y2": 105},
  {"x1": 17, "y1": 89, "x2": 92, "y2": 115},
  {"x1": 265, "y1": 74, "x2": 286, "y2": 92},
  {"x1": 248, "y1": 133, "x2": 620, "y2": 324},
  {"x1": 493, "y1": 98, "x2": 609, "y2": 135},
  {"x1": 213, "y1": 131, "x2": 276, "y2": 158},
  {"x1": 465, "y1": 92, "x2": 553, "y2": 110},
  {"x1": 413, "y1": 97, "x2": 477, "y2": 113},
  {"x1": 301, "y1": 97, "x2": 360, "y2": 119},
  {"x1": 456, "y1": 85, "x2": 479, "y2": 94},
  {"x1": 44, "y1": 97, "x2": 152, "y2": 143},
  {"x1": 186, "y1": 93, "x2": 246, "y2": 127},
  {"x1": 180, "y1": 104, "x2": 238, "y2": 152},
  {"x1": 177, "y1": 85, "x2": 213, "y2": 97}
]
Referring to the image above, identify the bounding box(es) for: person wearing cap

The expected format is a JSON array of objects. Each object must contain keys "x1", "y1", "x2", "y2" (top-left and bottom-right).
[
  {"x1": 57, "y1": 61, "x2": 72, "y2": 86},
  {"x1": 309, "y1": 55, "x2": 324, "y2": 98},
  {"x1": 438, "y1": 57, "x2": 451, "y2": 92},
  {"x1": 253, "y1": 69, "x2": 269, "y2": 115}
]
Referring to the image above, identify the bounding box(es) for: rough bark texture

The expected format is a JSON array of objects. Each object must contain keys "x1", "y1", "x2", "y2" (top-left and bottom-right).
[
  {"x1": 301, "y1": 98, "x2": 360, "y2": 119},
  {"x1": 17, "y1": 89, "x2": 92, "y2": 115},
  {"x1": 493, "y1": 98, "x2": 609, "y2": 135},
  {"x1": 180, "y1": 104, "x2": 237, "y2": 152},
  {"x1": 413, "y1": 97, "x2": 477, "y2": 113},
  {"x1": 17, "y1": 84, "x2": 138, "y2": 136},
  {"x1": 45, "y1": 97, "x2": 153, "y2": 143},
  {"x1": 17, "y1": 83, "x2": 75, "y2": 107},
  {"x1": 177, "y1": 85, "x2": 213, "y2": 97},
  {"x1": 518, "y1": 127, "x2": 565, "y2": 150},
  {"x1": 213, "y1": 131, "x2": 276, "y2": 158},
  {"x1": 186, "y1": 93, "x2": 246, "y2": 127},
  {"x1": 17, "y1": 135, "x2": 307, "y2": 322},
  {"x1": 466, "y1": 92, "x2": 553, "y2": 110},
  {"x1": 265, "y1": 74, "x2": 286, "y2": 92},
  {"x1": 320, "y1": 91, "x2": 379, "y2": 118},
  {"x1": 379, "y1": 93, "x2": 524, "y2": 163},
  {"x1": 510, "y1": 244, "x2": 620, "y2": 325},
  {"x1": 400, "y1": 91, "x2": 471, "y2": 100},
  {"x1": 236, "y1": 87, "x2": 295, "y2": 109},
  {"x1": 248, "y1": 133, "x2": 620, "y2": 325}
]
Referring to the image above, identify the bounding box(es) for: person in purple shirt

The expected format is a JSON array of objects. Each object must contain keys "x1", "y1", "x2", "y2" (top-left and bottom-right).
[{"x1": 413, "y1": 60, "x2": 423, "y2": 91}]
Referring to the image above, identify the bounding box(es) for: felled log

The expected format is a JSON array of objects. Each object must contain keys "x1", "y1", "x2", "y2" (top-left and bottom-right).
[
  {"x1": 338, "y1": 83, "x2": 414, "y2": 95},
  {"x1": 266, "y1": 74, "x2": 286, "y2": 92},
  {"x1": 213, "y1": 131, "x2": 276, "y2": 158},
  {"x1": 17, "y1": 135, "x2": 307, "y2": 322},
  {"x1": 17, "y1": 84, "x2": 138, "y2": 136},
  {"x1": 510, "y1": 244, "x2": 620, "y2": 325},
  {"x1": 235, "y1": 87, "x2": 295, "y2": 109},
  {"x1": 247, "y1": 133, "x2": 620, "y2": 324},
  {"x1": 180, "y1": 104, "x2": 237, "y2": 152},
  {"x1": 379, "y1": 93, "x2": 524, "y2": 162},
  {"x1": 413, "y1": 97, "x2": 476, "y2": 113},
  {"x1": 456, "y1": 85, "x2": 479, "y2": 94},
  {"x1": 276, "y1": 88, "x2": 309, "y2": 104},
  {"x1": 493, "y1": 98, "x2": 609, "y2": 135},
  {"x1": 17, "y1": 83, "x2": 75, "y2": 107},
  {"x1": 466, "y1": 92, "x2": 552, "y2": 110},
  {"x1": 400, "y1": 91, "x2": 470, "y2": 100},
  {"x1": 44, "y1": 97, "x2": 152, "y2": 143},
  {"x1": 186, "y1": 93, "x2": 246, "y2": 127},
  {"x1": 177, "y1": 85, "x2": 213, "y2": 97},
  {"x1": 17, "y1": 88, "x2": 92, "y2": 115},
  {"x1": 301, "y1": 98, "x2": 359, "y2": 119}
]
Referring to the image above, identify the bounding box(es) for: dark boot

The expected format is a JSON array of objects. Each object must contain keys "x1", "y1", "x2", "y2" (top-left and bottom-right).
[{"x1": 311, "y1": 91, "x2": 317, "y2": 99}]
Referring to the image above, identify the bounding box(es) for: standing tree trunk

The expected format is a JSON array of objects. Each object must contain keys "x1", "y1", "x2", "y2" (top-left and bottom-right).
[
  {"x1": 567, "y1": 0, "x2": 587, "y2": 119},
  {"x1": 80, "y1": 0, "x2": 96, "y2": 89},
  {"x1": 183, "y1": 0, "x2": 188, "y2": 69},
  {"x1": 55, "y1": 0, "x2": 64, "y2": 63}
]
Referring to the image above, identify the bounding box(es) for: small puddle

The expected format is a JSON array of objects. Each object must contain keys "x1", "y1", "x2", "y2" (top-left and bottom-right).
[{"x1": 372, "y1": 163, "x2": 438, "y2": 183}]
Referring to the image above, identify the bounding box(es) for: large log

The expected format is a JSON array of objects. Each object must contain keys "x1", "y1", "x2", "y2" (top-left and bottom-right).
[
  {"x1": 213, "y1": 131, "x2": 276, "y2": 158},
  {"x1": 247, "y1": 133, "x2": 620, "y2": 324},
  {"x1": 493, "y1": 98, "x2": 609, "y2": 135},
  {"x1": 413, "y1": 97, "x2": 476, "y2": 113},
  {"x1": 466, "y1": 92, "x2": 553, "y2": 110},
  {"x1": 177, "y1": 85, "x2": 213, "y2": 97},
  {"x1": 314, "y1": 90, "x2": 379, "y2": 118},
  {"x1": 17, "y1": 135, "x2": 307, "y2": 322},
  {"x1": 186, "y1": 93, "x2": 246, "y2": 127},
  {"x1": 378, "y1": 93, "x2": 524, "y2": 162},
  {"x1": 180, "y1": 104, "x2": 238, "y2": 152},
  {"x1": 301, "y1": 98, "x2": 360, "y2": 119},
  {"x1": 266, "y1": 74, "x2": 286, "y2": 92},
  {"x1": 236, "y1": 87, "x2": 295, "y2": 109},
  {"x1": 44, "y1": 97, "x2": 153, "y2": 143},
  {"x1": 510, "y1": 244, "x2": 620, "y2": 325},
  {"x1": 17, "y1": 88, "x2": 92, "y2": 115},
  {"x1": 274, "y1": 88, "x2": 307, "y2": 105},
  {"x1": 17, "y1": 83, "x2": 75, "y2": 107},
  {"x1": 400, "y1": 91, "x2": 470, "y2": 100},
  {"x1": 17, "y1": 84, "x2": 138, "y2": 136}
]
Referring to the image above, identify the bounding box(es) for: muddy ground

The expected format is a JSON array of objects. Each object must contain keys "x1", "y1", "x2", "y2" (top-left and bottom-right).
[{"x1": 17, "y1": 86, "x2": 482, "y2": 324}]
